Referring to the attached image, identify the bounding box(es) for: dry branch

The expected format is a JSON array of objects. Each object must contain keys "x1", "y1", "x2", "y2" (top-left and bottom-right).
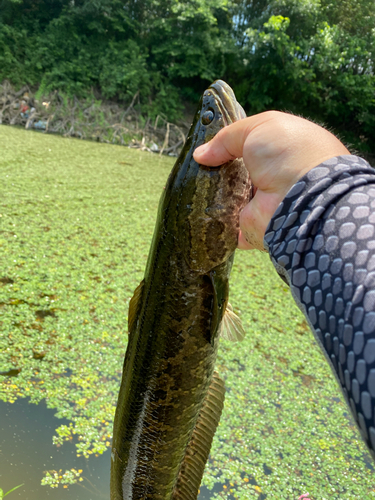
[{"x1": 0, "y1": 81, "x2": 189, "y2": 156}]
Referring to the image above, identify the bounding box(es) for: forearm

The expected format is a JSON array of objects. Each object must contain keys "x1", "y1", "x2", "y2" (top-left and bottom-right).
[{"x1": 265, "y1": 154, "x2": 375, "y2": 458}]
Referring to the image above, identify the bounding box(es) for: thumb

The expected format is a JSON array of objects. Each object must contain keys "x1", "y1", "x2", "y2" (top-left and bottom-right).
[
  {"x1": 193, "y1": 118, "x2": 250, "y2": 166},
  {"x1": 238, "y1": 190, "x2": 283, "y2": 251}
]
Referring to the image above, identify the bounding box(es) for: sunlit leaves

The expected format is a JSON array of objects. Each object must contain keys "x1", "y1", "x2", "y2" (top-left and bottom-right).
[{"x1": 230, "y1": 0, "x2": 375, "y2": 155}]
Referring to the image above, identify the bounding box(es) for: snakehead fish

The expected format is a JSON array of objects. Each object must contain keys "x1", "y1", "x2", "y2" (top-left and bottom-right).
[{"x1": 110, "y1": 80, "x2": 252, "y2": 500}]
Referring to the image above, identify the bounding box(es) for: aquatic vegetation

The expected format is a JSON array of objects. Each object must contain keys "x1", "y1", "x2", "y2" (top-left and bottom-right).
[
  {"x1": 0, "y1": 125, "x2": 374, "y2": 498},
  {"x1": 41, "y1": 469, "x2": 83, "y2": 488},
  {"x1": 0, "y1": 484, "x2": 24, "y2": 498}
]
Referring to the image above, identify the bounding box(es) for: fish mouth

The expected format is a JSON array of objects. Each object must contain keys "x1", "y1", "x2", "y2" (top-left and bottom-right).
[{"x1": 206, "y1": 80, "x2": 246, "y2": 126}]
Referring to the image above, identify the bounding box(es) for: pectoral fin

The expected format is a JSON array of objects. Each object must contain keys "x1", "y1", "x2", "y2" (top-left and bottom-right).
[
  {"x1": 127, "y1": 280, "x2": 144, "y2": 334},
  {"x1": 172, "y1": 372, "x2": 225, "y2": 500},
  {"x1": 219, "y1": 302, "x2": 246, "y2": 342}
]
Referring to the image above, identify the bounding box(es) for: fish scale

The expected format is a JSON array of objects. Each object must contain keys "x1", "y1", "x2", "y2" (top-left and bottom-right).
[{"x1": 110, "y1": 80, "x2": 252, "y2": 500}]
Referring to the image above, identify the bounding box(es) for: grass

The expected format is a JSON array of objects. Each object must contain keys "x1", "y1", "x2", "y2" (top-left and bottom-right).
[
  {"x1": 0, "y1": 485, "x2": 23, "y2": 499},
  {"x1": 0, "y1": 124, "x2": 374, "y2": 499}
]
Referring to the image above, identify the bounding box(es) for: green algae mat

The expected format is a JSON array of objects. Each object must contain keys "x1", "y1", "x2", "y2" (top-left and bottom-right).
[{"x1": 0, "y1": 125, "x2": 374, "y2": 499}]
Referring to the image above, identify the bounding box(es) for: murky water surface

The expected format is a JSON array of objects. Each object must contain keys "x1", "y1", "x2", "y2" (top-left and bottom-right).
[
  {"x1": 2, "y1": 126, "x2": 375, "y2": 499},
  {"x1": 0, "y1": 399, "x2": 109, "y2": 499},
  {"x1": 0, "y1": 398, "x2": 220, "y2": 499}
]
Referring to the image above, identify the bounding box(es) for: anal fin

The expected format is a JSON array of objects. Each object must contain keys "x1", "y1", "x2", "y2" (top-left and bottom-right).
[{"x1": 172, "y1": 372, "x2": 226, "y2": 500}]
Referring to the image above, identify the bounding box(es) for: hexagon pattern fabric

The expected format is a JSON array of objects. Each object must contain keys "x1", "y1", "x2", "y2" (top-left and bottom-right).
[{"x1": 264, "y1": 155, "x2": 375, "y2": 459}]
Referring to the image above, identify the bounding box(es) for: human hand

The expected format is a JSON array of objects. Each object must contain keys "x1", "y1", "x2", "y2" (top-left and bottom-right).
[{"x1": 193, "y1": 111, "x2": 349, "y2": 251}]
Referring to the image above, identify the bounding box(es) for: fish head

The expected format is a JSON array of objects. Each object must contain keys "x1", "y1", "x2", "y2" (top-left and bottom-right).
[
  {"x1": 182, "y1": 80, "x2": 247, "y2": 148},
  {"x1": 174, "y1": 80, "x2": 252, "y2": 273},
  {"x1": 201, "y1": 79, "x2": 247, "y2": 136}
]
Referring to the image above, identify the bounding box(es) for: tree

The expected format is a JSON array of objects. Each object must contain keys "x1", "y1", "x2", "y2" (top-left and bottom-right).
[
  {"x1": 0, "y1": 0, "x2": 374, "y2": 153},
  {"x1": 0, "y1": 0, "x2": 233, "y2": 119},
  {"x1": 226, "y1": 0, "x2": 375, "y2": 153}
]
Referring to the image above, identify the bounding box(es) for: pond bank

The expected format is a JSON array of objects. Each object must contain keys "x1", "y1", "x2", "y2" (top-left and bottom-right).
[{"x1": 0, "y1": 80, "x2": 189, "y2": 157}]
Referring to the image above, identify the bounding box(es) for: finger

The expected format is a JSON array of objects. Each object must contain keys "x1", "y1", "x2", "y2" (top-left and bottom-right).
[
  {"x1": 238, "y1": 229, "x2": 254, "y2": 250},
  {"x1": 193, "y1": 117, "x2": 256, "y2": 166},
  {"x1": 238, "y1": 190, "x2": 283, "y2": 251},
  {"x1": 238, "y1": 200, "x2": 265, "y2": 251}
]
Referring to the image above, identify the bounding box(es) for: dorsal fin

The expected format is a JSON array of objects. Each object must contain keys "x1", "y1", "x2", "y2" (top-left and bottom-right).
[
  {"x1": 172, "y1": 372, "x2": 225, "y2": 500},
  {"x1": 127, "y1": 280, "x2": 144, "y2": 334},
  {"x1": 219, "y1": 302, "x2": 246, "y2": 342}
]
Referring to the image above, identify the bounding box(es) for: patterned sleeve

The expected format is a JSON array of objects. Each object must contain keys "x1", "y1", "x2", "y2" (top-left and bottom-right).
[{"x1": 264, "y1": 155, "x2": 375, "y2": 459}]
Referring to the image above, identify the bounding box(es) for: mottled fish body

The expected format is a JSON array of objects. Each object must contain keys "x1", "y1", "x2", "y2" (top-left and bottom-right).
[{"x1": 110, "y1": 80, "x2": 252, "y2": 500}]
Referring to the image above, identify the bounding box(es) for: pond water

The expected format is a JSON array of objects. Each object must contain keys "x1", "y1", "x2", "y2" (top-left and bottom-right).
[
  {"x1": 0, "y1": 398, "x2": 229, "y2": 500},
  {"x1": 2, "y1": 125, "x2": 375, "y2": 498},
  {"x1": 0, "y1": 398, "x2": 109, "y2": 500}
]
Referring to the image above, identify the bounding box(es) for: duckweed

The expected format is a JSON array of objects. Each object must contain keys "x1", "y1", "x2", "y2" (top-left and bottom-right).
[{"x1": 0, "y1": 125, "x2": 374, "y2": 498}]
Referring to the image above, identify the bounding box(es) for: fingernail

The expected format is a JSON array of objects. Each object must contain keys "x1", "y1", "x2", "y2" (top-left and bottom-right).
[{"x1": 194, "y1": 143, "x2": 209, "y2": 158}]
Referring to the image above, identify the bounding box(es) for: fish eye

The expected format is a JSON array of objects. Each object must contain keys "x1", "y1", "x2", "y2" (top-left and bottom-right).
[{"x1": 201, "y1": 110, "x2": 214, "y2": 125}]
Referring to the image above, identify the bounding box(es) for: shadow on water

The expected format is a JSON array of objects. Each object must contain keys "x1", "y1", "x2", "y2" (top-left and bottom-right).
[
  {"x1": 0, "y1": 398, "x2": 110, "y2": 500},
  {"x1": 0, "y1": 398, "x2": 242, "y2": 500}
]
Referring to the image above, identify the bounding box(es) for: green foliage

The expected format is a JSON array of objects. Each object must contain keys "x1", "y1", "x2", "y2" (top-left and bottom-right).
[
  {"x1": 0, "y1": 25, "x2": 38, "y2": 87},
  {"x1": 309, "y1": 23, "x2": 375, "y2": 143},
  {"x1": 1, "y1": 125, "x2": 375, "y2": 497},
  {"x1": 0, "y1": 0, "x2": 231, "y2": 121},
  {"x1": 0, "y1": 0, "x2": 374, "y2": 153},
  {"x1": 99, "y1": 40, "x2": 150, "y2": 100},
  {"x1": 0, "y1": 484, "x2": 24, "y2": 499},
  {"x1": 41, "y1": 469, "x2": 82, "y2": 488},
  {"x1": 0, "y1": 124, "x2": 173, "y2": 488},
  {"x1": 228, "y1": 0, "x2": 375, "y2": 153}
]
